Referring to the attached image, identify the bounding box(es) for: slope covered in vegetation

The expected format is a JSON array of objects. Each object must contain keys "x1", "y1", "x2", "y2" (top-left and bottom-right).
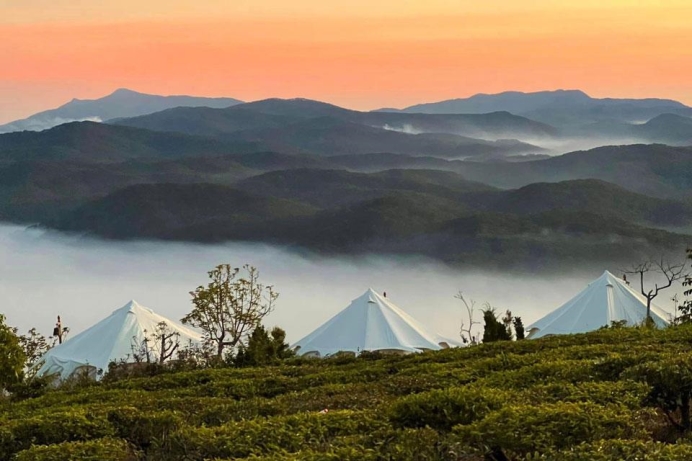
[{"x1": 5, "y1": 326, "x2": 692, "y2": 460}]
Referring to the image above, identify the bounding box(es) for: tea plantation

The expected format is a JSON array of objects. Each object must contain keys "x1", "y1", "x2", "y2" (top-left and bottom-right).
[{"x1": 5, "y1": 326, "x2": 692, "y2": 460}]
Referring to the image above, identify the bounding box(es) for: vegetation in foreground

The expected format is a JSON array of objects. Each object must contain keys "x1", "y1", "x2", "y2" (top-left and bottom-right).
[{"x1": 3, "y1": 325, "x2": 692, "y2": 460}]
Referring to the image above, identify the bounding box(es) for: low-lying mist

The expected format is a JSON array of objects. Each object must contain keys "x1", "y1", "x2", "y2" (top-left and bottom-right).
[{"x1": 0, "y1": 224, "x2": 679, "y2": 344}]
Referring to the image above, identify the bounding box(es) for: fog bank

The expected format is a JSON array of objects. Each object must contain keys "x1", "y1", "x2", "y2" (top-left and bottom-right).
[{"x1": 0, "y1": 224, "x2": 677, "y2": 344}]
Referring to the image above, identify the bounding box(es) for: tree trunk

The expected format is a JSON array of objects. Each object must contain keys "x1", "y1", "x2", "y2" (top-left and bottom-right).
[
  {"x1": 682, "y1": 392, "x2": 691, "y2": 431},
  {"x1": 640, "y1": 271, "x2": 644, "y2": 295}
]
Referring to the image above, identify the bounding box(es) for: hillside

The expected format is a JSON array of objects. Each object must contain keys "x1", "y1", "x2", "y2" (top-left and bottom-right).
[
  {"x1": 638, "y1": 114, "x2": 692, "y2": 144},
  {"x1": 49, "y1": 177, "x2": 691, "y2": 268},
  {"x1": 334, "y1": 145, "x2": 692, "y2": 200},
  {"x1": 490, "y1": 180, "x2": 692, "y2": 229},
  {"x1": 113, "y1": 98, "x2": 558, "y2": 144},
  {"x1": 227, "y1": 117, "x2": 545, "y2": 158},
  {"x1": 0, "y1": 88, "x2": 242, "y2": 134},
  {"x1": 51, "y1": 183, "x2": 317, "y2": 241},
  {"x1": 0, "y1": 122, "x2": 269, "y2": 164},
  {"x1": 236, "y1": 168, "x2": 493, "y2": 208},
  {"x1": 6, "y1": 327, "x2": 692, "y2": 460}
]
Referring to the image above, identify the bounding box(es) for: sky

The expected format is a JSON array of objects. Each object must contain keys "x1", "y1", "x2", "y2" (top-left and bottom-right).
[{"x1": 1, "y1": 0, "x2": 691, "y2": 123}]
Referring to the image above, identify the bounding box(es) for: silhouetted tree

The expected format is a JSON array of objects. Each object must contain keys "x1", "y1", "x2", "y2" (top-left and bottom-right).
[
  {"x1": 513, "y1": 317, "x2": 526, "y2": 340},
  {"x1": 183, "y1": 264, "x2": 278, "y2": 358},
  {"x1": 456, "y1": 291, "x2": 480, "y2": 344},
  {"x1": 234, "y1": 325, "x2": 294, "y2": 367},
  {"x1": 482, "y1": 306, "x2": 512, "y2": 343},
  {"x1": 624, "y1": 257, "x2": 690, "y2": 320}
]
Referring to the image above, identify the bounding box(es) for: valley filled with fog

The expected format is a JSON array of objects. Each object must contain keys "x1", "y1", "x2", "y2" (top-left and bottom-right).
[{"x1": 1, "y1": 223, "x2": 676, "y2": 343}]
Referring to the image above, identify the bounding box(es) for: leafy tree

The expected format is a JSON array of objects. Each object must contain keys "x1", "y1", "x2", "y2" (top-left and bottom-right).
[
  {"x1": 182, "y1": 264, "x2": 278, "y2": 358},
  {"x1": 513, "y1": 316, "x2": 525, "y2": 340},
  {"x1": 482, "y1": 306, "x2": 512, "y2": 343},
  {"x1": 233, "y1": 325, "x2": 294, "y2": 367},
  {"x1": 623, "y1": 257, "x2": 690, "y2": 320},
  {"x1": 15, "y1": 328, "x2": 51, "y2": 378},
  {"x1": 0, "y1": 314, "x2": 25, "y2": 389}
]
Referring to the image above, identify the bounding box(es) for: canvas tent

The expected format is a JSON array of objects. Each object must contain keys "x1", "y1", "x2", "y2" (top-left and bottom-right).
[
  {"x1": 527, "y1": 270, "x2": 670, "y2": 338},
  {"x1": 292, "y1": 288, "x2": 461, "y2": 357},
  {"x1": 36, "y1": 300, "x2": 202, "y2": 381}
]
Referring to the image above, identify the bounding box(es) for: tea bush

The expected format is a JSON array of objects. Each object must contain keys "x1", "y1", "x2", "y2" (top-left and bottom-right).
[
  {"x1": 4, "y1": 326, "x2": 692, "y2": 460},
  {"x1": 13, "y1": 438, "x2": 136, "y2": 461}
]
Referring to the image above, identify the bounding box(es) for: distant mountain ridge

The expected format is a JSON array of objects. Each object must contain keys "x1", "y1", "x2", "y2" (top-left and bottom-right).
[
  {"x1": 381, "y1": 90, "x2": 692, "y2": 132},
  {"x1": 0, "y1": 89, "x2": 243, "y2": 134},
  {"x1": 112, "y1": 98, "x2": 556, "y2": 157}
]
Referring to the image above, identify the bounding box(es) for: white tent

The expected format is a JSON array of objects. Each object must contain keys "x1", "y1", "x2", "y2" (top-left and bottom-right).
[
  {"x1": 292, "y1": 288, "x2": 461, "y2": 357},
  {"x1": 36, "y1": 300, "x2": 203, "y2": 381},
  {"x1": 527, "y1": 271, "x2": 670, "y2": 338}
]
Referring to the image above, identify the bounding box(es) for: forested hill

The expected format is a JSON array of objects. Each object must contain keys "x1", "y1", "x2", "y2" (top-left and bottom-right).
[{"x1": 5, "y1": 326, "x2": 692, "y2": 460}]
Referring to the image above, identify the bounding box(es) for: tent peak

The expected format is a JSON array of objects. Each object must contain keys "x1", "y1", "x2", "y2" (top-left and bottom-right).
[{"x1": 115, "y1": 300, "x2": 154, "y2": 315}]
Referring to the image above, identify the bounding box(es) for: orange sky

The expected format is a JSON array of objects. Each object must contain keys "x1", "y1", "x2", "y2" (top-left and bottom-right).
[{"x1": 2, "y1": 0, "x2": 691, "y2": 123}]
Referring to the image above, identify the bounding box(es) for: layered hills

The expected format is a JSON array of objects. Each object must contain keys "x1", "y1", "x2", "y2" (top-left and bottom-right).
[{"x1": 0, "y1": 89, "x2": 690, "y2": 269}]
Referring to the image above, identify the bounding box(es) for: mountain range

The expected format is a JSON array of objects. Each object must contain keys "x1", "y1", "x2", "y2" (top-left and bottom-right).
[
  {"x1": 382, "y1": 89, "x2": 692, "y2": 131},
  {"x1": 1, "y1": 88, "x2": 690, "y2": 269},
  {"x1": 0, "y1": 89, "x2": 242, "y2": 134}
]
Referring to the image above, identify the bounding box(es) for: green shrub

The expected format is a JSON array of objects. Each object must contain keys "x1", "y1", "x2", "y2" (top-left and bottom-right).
[
  {"x1": 0, "y1": 411, "x2": 114, "y2": 459},
  {"x1": 625, "y1": 355, "x2": 692, "y2": 431},
  {"x1": 389, "y1": 386, "x2": 510, "y2": 431},
  {"x1": 13, "y1": 437, "x2": 136, "y2": 461},
  {"x1": 455, "y1": 402, "x2": 648, "y2": 457},
  {"x1": 525, "y1": 381, "x2": 649, "y2": 409},
  {"x1": 526, "y1": 439, "x2": 692, "y2": 461},
  {"x1": 156, "y1": 410, "x2": 387, "y2": 459},
  {"x1": 107, "y1": 407, "x2": 182, "y2": 449}
]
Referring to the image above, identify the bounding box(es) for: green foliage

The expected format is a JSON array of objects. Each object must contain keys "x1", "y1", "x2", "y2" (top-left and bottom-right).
[
  {"x1": 107, "y1": 407, "x2": 183, "y2": 449},
  {"x1": 0, "y1": 411, "x2": 115, "y2": 459},
  {"x1": 389, "y1": 386, "x2": 510, "y2": 431},
  {"x1": 514, "y1": 316, "x2": 526, "y2": 340},
  {"x1": 13, "y1": 438, "x2": 136, "y2": 461},
  {"x1": 0, "y1": 314, "x2": 25, "y2": 390},
  {"x1": 234, "y1": 325, "x2": 295, "y2": 367},
  {"x1": 627, "y1": 355, "x2": 692, "y2": 431},
  {"x1": 455, "y1": 402, "x2": 648, "y2": 458},
  {"x1": 482, "y1": 307, "x2": 512, "y2": 343},
  {"x1": 16, "y1": 327, "x2": 52, "y2": 378},
  {"x1": 156, "y1": 410, "x2": 387, "y2": 460},
  {"x1": 527, "y1": 440, "x2": 692, "y2": 461},
  {"x1": 6, "y1": 326, "x2": 692, "y2": 460},
  {"x1": 182, "y1": 264, "x2": 278, "y2": 358}
]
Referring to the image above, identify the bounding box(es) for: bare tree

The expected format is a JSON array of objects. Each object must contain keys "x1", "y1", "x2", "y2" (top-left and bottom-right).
[
  {"x1": 456, "y1": 291, "x2": 480, "y2": 345},
  {"x1": 624, "y1": 257, "x2": 691, "y2": 320},
  {"x1": 679, "y1": 249, "x2": 692, "y2": 321},
  {"x1": 501, "y1": 309, "x2": 514, "y2": 340},
  {"x1": 182, "y1": 264, "x2": 278, "y2": 358},
  {"x1": 151, "y1": 322, "x2": 180, "y2": 364},
  {"x1": 130, "y1": 331, "x2": 152, "y2": 363}
]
